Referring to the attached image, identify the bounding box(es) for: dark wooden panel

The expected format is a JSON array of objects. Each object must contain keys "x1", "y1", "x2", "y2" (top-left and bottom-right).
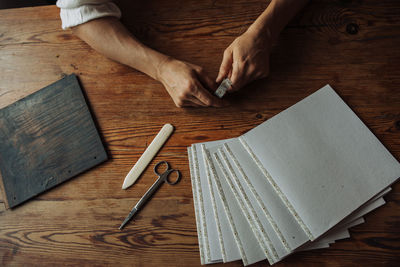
[{"x1": 0, "y1": 74, "x2": 107, "y2": 208}]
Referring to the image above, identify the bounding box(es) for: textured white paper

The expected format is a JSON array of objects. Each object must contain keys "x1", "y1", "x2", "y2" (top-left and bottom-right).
[
  {"x1": 191, "y1": 138, "x2": 390, "y2": 264},
  {"x1": 190, "y1": 144, "x2": 222, "y2": 263},
  {"x1": 223, "y1": 139, "x2": 309, "y2": 249},
  {"x1": 220, "y1": 139, "x2": 390, "y2": 253},
  {"x1": 188, "y1": 84, "x2": 399, "y2": 265},
  {"x1": 187, "y1": 147, "x2": 205, "y2": 264},
  {"x1": 191, "y1": 146, "x2": 392, "y2": 265},
  {"x1": 213, "y1": 142, "x2": 382, "y2": 258},
  {"x1": 210, "y1": 145, "x2": 280, "y2": 262},
  {"x1": 241, "y1": 85, "x2": 400, "y2": 239},
  {"x1": 193, "y1": 142, "x2": 241, "y2": 263},
  {"x1": 213, "y1": 146, "x2": 290, "y2": 259},
  {"x1": 203, "y1": 144, "x2": 269, "y2": 266}
]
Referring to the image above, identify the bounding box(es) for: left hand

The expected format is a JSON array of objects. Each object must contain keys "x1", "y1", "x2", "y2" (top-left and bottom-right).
[
  {"x1": 216, "y1": 29, "x2": 272, "y2": 92},
  {"x1": 157, "y1": 57, "x2": 224, "y2": 108}
]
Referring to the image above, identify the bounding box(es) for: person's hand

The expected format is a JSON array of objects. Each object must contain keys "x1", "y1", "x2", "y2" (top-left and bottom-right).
[
  {"x1": 157, "y1": 57, "x2": 224, "y2": 108},
  {"x1": 216, "y1": 28, "x2": 272, "y2": 92}
]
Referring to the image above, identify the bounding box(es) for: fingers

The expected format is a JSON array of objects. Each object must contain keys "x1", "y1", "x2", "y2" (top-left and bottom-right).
[
  {"x1": 216, "y1": 48, "x2": 233, "y2": 84},
  {"x1": 192, "y1": 66, "x2": 225, "y2": 107},
  {"x1": 180, "y1": 99, "x2": 205, "y2": 107},
  {"x1": 229, "y1": 54, "x2": 267, "y2": 92},
  {"x1": 173, "y1": 75, "x2": 223, "y2": 108},
  {"x1": 174, "y1": 96, "x2": 204, "y2": 108},
  {"x1": 218, "y1": 32, "x2": 271, "y2": 93},
  {"x1": 174, "y1": 88, "x2": 223, "y2": 108},
  {"x1": 162, "y1": 59, "x2": 226, "y2": 108},
  {"x1": 187, "y1": 95, "x2": 208, "y2": 107},
  {"x1": 191, "y1": 81, "x2": 224, "y2": 107},
  {"x1": 195, "y1": 66, "x2": 217, "y2": 92},
  {"x1": 230, "y1": 55, "x2": 246, "y2": 92},
  {"x1": 217, "y1": 47, "x2": 246, "y2": 92},
  {"x1": 229, "y1": 60, "x2": 239, "y2": 90}
]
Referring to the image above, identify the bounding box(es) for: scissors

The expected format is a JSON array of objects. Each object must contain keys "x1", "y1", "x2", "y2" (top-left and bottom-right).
[{"x1": 119, "y1": 161, "x2": 181, "y2": 230}]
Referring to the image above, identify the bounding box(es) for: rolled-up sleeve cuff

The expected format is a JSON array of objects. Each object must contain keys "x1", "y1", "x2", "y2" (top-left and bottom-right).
[{"x1": 59, "y1": 2, "x2": 121, "y2": 30}]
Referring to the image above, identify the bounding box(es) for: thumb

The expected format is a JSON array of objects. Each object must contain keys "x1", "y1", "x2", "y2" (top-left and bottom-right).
[{"x1": 216, "y1": 49, "x2": 233, "y2": 83}]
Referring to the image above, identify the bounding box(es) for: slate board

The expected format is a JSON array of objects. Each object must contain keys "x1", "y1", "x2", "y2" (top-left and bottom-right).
[{"x1": 0, "y1": 74, "x2": 108, "y2": 208}]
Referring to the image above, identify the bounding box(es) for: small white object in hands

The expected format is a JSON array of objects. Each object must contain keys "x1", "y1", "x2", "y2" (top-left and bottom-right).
[{"x1": 215, "y1": 78, "x2": 232, "y2": 98}]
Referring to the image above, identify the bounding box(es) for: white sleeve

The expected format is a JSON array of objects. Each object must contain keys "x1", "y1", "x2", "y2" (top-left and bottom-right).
[{"x1": 56, "y1": 0, "x2": 122, "y2": 30}]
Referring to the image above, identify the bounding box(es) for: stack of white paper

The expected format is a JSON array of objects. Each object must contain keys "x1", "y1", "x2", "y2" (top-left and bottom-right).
[{"x1": 187, "y1": 85, "x2": 400, "y2": 265}]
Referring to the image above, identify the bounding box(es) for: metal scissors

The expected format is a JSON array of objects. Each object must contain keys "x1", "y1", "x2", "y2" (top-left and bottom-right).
[{"x1": 119, "y1": 161, "x2": 181, "y2": 229}]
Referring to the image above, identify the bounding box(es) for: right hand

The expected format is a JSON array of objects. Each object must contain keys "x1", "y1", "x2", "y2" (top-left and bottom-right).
[
  {"x1": 157, "y1": 57, "x2": 224, "y2": 108},
  {"x1": 216, "y1": 28, "x2": 272, "y2": 93}
]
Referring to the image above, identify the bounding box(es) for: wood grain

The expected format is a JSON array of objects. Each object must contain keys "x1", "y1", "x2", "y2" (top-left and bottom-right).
[
  {"x1": 0, "y1": 74, "x2": 107, "y2": 208},
  {"x1": 0, "y1": 0, "x2": 399, "y2": 266}
]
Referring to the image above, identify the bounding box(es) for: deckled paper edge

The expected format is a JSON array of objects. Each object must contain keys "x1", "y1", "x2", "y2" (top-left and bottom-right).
[
  {"x1": 223, "y1": 143, "x2": 292, "y2": 252},
  {"x1": 214, "y1": 150, "x2": 277, "y2": 264},
  {"x1": 239, "y1": 137, "x2": 315, "y2": 241},
  {"x1": 187, "y1": 147, "x2": 205, "y2": 264},
  {"x1": 200, "y1": 144, "x2": 227, "y2": 262},
  {"x1": 191, "y1": 145, "x2": 212, "y2": 262},
  {"x1": 202, "y1": 146, "x2": 249, "y2": 266}
]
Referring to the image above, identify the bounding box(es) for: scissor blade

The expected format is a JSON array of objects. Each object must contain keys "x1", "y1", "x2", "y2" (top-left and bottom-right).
[{"x1": 119, "y1": 207, "x2": 138, "y2": 230}]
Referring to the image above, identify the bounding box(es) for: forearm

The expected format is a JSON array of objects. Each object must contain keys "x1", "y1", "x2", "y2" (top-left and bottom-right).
[
  {"x1": 72, "y1": 17, "x2": 169, "y2": 80},
  {"x1": 71, "y1": 16, "x2": 221, "y2": 107},
  {"x1": 216, "y1": 0, "x2": 308, "y2": 89},
  {"x1": 248, "y1": 0, "x2": 308, "y2": 41}
]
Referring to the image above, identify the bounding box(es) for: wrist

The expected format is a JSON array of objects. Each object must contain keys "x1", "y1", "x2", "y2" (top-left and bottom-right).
[
  {"x1": 246, "y1": 1, "x2": 281, "y2": 44},
  {"x1": 132, "y1": 47, "x2": 171, "y2": 82},
  {"x1": 155, "y1": 55, "x2": 174, "y2": 83},
  {"x1": 246, "y1": 22, "x2": 274, "y2": 44}
]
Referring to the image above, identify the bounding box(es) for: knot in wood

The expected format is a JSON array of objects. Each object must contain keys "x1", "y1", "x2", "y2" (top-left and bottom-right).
[{"x1": 346, "y1": 23, "x2": 359, "y2": 35}]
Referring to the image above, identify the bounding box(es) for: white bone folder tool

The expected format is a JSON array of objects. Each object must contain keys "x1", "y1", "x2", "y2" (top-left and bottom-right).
[{"x1": 122, "y1": 123, "x2": 174, "y2": 189}]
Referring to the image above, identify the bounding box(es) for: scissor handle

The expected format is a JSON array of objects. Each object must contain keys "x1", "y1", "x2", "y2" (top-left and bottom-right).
[
  {"x1": 164, "y1": 169, "x2": 181, "y2": 185},
  {"x1": 154, "y1": 161, "x2": 181, "y2": 185},
  {"x1": 154, "y1": 161, "x2": 170, "y2": 176}
]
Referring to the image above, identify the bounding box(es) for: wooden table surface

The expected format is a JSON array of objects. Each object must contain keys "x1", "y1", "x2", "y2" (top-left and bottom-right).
[{"x1": 0, "y1": 0, "x2": 399, "y2": 266}]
